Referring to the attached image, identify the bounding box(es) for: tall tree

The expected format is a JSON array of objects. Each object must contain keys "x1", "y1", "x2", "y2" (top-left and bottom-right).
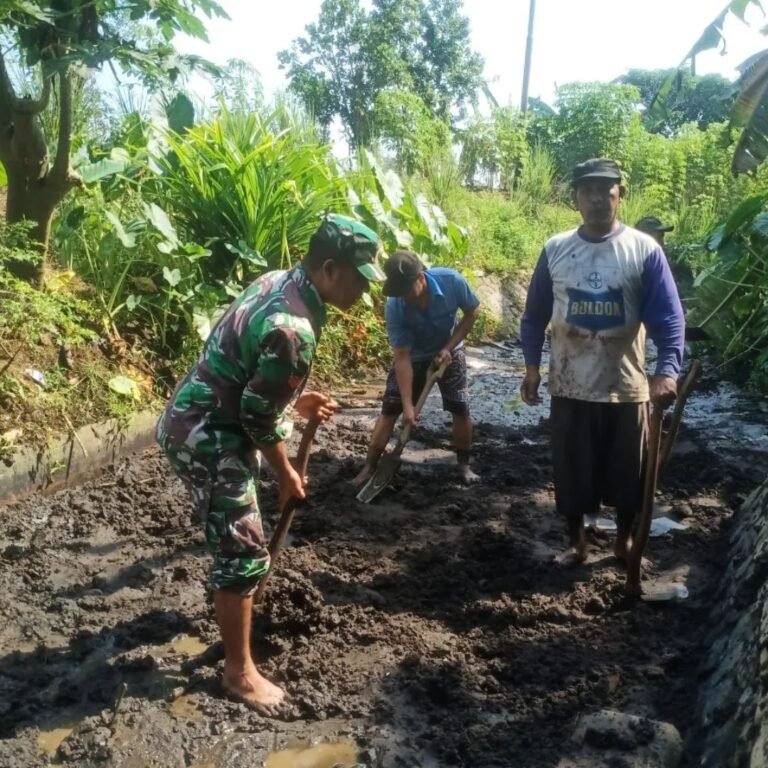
[
  {"x1": 0, "y1": 0, "x2": 225, "y2": 282},
  {"x1": 550, "y1": 82, "x2": 643, "y2": 178},
  {"x1": 373, "y1": 88, "x2": 451, "y2": 175},
  {"x1": 278, "y1": 0, "x2": 484, "y2": 148},
  {"x1": 618, "y1": 68, "x2": 735, "y2": 134}
]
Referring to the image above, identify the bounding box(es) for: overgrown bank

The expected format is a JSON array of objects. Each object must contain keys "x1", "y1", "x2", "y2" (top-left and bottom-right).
[{"x1": 4, "y1": 79, "x2": 768, "y2": 458}]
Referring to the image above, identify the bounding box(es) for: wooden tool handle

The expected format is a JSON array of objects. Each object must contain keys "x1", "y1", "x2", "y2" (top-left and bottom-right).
[
  {"x1": 396, "y1": 357, "x2": 451, "y2": 451},
  {"x1": 626, "y1": 404, "x2": 664, "y2": 593},
  {"x1": 254, "y1": 415, "x2": 321, "y2": 604},
  {"x1": 658, "y1": 359, "x2": 701, "y2": 475}
]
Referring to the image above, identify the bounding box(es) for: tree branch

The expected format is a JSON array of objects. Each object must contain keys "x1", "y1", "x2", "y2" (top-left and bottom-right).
[
  {"x1": 0, "y1": 49, "x2": 16, "y2": 162},
  {"x1": 51, "y1": 69, "x2": 73, "y2": 182},
  {"x1": 15, "y1": 74, "x2": 51, "y2": 115}
]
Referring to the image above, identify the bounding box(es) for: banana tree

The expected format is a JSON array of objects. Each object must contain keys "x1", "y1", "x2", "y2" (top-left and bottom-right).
[
  {"x1": 0, "y1": 0, "x2": 225, "y2": 283},
  {"x1": 647, "y1": 0, "x2": 768, "y2": 173}
]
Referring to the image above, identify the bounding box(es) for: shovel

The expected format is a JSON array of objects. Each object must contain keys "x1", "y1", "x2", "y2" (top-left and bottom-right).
[
  {"x1": 658, "y1": 359, "x2": 701, "y2": 477},
  {"x1": 254, "y1": 415, "x2": 321, "y2": 605},
  {"x1": 625, "y1": 361, "x2": 701, "y2": 597},
  {"x1": 356, "y1": 358, "x2": 450, "y2": 504},
  {"x1": 626, "y1": 402, "x2": 664, "y2": 597}
]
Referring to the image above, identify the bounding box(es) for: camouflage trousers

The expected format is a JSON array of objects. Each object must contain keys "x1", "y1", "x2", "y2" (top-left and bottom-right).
[{"x1": 161, "y1": 442, "x2": 270, "y2": 596}]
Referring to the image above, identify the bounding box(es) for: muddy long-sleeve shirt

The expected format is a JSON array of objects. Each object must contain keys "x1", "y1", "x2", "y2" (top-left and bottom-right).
[
  {"x1": 520, "y1": 225, "x2": 684, "y2": 403},
  {"x1": 157, "y1": 265, "x2": 326, "y2": 459}
]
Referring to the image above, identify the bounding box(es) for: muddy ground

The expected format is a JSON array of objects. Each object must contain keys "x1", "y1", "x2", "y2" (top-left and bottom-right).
[{"x1": 1, "y1": 346, "x2": 766, "y2": 768}]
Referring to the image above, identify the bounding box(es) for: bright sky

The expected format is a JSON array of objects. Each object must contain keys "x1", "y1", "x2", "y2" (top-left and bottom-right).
[{"x1": 178, "y1": 0, "x2": 768, "y2": 107}]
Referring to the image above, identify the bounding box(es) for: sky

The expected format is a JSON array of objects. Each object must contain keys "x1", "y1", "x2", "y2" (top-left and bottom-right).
[{"x1": 177, "y1": 0, "x2": 768, "y2": 108}]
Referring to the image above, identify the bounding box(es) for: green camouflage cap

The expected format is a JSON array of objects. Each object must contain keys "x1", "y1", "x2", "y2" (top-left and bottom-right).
[{"x1": 316, "y1": 213, "x2": 385, "y2": 282}]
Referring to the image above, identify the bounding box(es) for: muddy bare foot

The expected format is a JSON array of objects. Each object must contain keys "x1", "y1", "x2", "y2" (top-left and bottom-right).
[
  {"x1": 457, "y1": 464, "x2": 480, "y2": 485},
  {"x1": 222, "y1": 665, "x2": 287, "y2": 716},
  {"x1": 624, "y1": 575, "x2": 642, "y2": 597},
  {"x1": 554, "y1": 545, "x2": 588, "y2": 567}
]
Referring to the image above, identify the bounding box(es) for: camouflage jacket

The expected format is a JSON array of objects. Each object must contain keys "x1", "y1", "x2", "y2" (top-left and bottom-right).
[{"x1": 157, "y1": 264, "x2": 326, "y2": 459}]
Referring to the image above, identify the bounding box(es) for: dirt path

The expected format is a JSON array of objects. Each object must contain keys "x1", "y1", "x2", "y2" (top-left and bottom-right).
[{"x1": 1, "y1": 347, "x2": 765, "y2": 768}]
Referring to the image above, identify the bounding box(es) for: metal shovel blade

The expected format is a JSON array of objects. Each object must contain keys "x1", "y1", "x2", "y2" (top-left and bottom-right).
[{"x1": 356, "y1": 452, "x2": 402, "y2": 503}]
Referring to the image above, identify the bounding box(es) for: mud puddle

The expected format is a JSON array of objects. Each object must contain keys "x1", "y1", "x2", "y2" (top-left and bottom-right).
[{"x1": 0, "y1": 345, "x2": 766, "y2": 767}]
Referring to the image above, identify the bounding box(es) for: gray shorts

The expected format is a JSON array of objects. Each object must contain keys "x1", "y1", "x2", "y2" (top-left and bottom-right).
[
  {"x1": 382, "y1": 349, "x2": 469, "y2": 417},
  {"x1": 550, "y1": 397, "x2": 647, "y2": 520}
]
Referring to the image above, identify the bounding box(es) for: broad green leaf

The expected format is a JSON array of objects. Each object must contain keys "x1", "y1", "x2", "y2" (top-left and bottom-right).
[
  {"x1": 415, "y1": 194, "x2": 444, "y2": 242},
  {"x1": 225, "y1": 240, "x2": 267, "y2": 266},
  {"x1": 65, "y1": 205, "x2": 86, "y2": 229},
  {"x1": 110, "y1": 147, "x2": 131, "y2": 164},
  {"x1": 649, "y1": 1, "x2": 764, "y2": 132},
  {"x1": 71, "y1": 145, "x2": 89, "y2": 168},
  {"x1": 11, "y1": 1, "x2": 53, "y2": 22},
  {"x1": 193, "y1": 310, "x2": 213, "y2": 341},
  {"x1": 0, "y1": 162, "x2": 6, "y2": 186},
  {"x1": 731, "y1": 49, "x2": 768, "y2": 173},
  {"x1": 105, "y1": 211, "x2": 136, "y2": 248},
  {"x1": 719, "y1": 192, "x2": 768, "y2": 241},
  {"x1": 44, "y1": 270, "x2": 76, "y2": 293},
  {"x1": 163, "y1": 267, "x2": 182, "y2": 287},
  {"x1": 693, "y1": 263, "x2": 719, "y2": 288},
  {"x1": 730, "y1": 0, "x2": 764, "y2": 21},
  {"x1": 144, "y1": 203, "x2": 179, "y2": 246},
  {"x1": 719, "y1": 240, "x2": 743, "y2": 263},
  {"x1": 108, "y1": 375, "x2": 140, "y2": 400},
  {"x1": 446, "y1": 221, "x2": 469, "y2": 256},
  {"x1": 193, "y1": 305, "x2": 227, "y2": 341},
  {"x1": 685, "y1": 8, "x2": 730, "y2": 61},
  {"x1": 126, "y1": 294, "x2": 141, "y2": 311},
  {"x1": 705, "y1": 223, "x2": 727, "y2": 251},
  {"x1": 379, "y1": 169, "x2": 405, "y2": 209},
  {"x1": 80, "y1": 156, "x2": 129, "y2": 184}
]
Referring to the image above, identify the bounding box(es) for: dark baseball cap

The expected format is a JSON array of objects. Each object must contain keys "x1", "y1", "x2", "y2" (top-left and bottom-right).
[
  {"x1": 382, "y1": 251, "x2": 424, "y2": 297},
  {"x1": 314, "y1": 213, "x2": 385, "y2": 282},
  {"x1": 635, "y1": 215, "x2": 674, "y2": 233},
  {"x1": 572, "y1": 158, "x2": 622, "y2": 186}
]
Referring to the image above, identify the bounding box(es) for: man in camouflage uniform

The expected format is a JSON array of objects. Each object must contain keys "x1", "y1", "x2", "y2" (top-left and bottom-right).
[{"x1": 157, "y1": 214, "x2": 384, "y2": 714}]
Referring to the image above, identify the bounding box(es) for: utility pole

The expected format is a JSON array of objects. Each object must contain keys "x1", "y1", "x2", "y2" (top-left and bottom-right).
[{"x1": 520, "y1": 0, "x2": 537, "y2": 112}]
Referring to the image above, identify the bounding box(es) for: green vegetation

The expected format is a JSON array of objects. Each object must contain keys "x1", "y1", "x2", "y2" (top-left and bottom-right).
[
  {"x1": 0, "y1": 220, "x2": 155, "y2": 448},
  {"x1": 1, "y1": 0, "x2": 768, "y2": 457}
]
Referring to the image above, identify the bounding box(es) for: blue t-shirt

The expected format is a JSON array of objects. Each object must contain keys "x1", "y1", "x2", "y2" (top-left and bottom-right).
[{"x1": 385, "y1": 267, "x2": 480, "y2": 362}]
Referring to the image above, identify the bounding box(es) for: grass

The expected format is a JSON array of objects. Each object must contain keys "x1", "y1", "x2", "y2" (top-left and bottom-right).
[
  {"x1": 0, "y1": 263, "x2": 160, "y2": 453},
  {"x1": 445, "y1": 188, "x2": 580, "y2": 274}
]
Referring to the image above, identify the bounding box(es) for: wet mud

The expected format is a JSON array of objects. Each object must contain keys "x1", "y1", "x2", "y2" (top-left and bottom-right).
[{"x1": 1, "y1": 346, "x2": 766, "y2": 767}]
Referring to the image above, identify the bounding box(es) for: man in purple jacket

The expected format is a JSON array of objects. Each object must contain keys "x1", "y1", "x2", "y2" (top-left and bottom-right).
[{"x1": 520, "y1": 158, "x2": 684, "y2": 569}]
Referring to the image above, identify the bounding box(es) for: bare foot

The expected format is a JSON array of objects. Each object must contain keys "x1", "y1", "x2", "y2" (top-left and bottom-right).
[
  {"x1": 352, "y1": 465, "x2": 374, "y2": 487},
  {"x1": 624, "y1": 575, "x2": 642, "y2": 597},
  {"x1": 457, "y1": 464, "x2": 480, "y2": 485},
  {"x1": 554, "y1": 545, "x2": 587, "y2": 567},
  {"x1": 222, "y1": 664, "x2": 286, "y2": 716}
]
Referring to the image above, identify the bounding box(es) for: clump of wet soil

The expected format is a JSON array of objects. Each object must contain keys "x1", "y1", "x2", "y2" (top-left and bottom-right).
[{"x1": 0, "y1": 387, "x2": 764, "y2": 767}]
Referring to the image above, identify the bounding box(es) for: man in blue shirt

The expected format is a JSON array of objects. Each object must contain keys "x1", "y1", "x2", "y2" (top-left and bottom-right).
[{"x1": 354, "y1": 251, "x2": 482, "y2": 486}]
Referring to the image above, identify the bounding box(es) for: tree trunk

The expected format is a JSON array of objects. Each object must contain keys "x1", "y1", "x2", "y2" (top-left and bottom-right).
[
  {"x1": 0, "y1": 59, "x2": 80, "y2": 286},
  {"x1": 4, "y1": 158, "x2": 64, "y2": 283}
]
